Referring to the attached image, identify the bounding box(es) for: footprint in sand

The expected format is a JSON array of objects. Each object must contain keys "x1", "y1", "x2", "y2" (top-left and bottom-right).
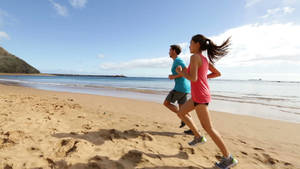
[
  {"x1": 253, "y1": 147, "x2": 264, "y2": 151},
  {"x1": 240, "y1": 151, "x2": 248, "y2": 155},
  {"x1": 46, "y1": 158, "x2": 56, "y2": 168},
  {"x1": 27, "y1": 146, "x2": 43, "y2": 157},
  {"x1": 0, "y1": 137, "x2": 16, "y2": 149},
  {"x1": 0, "y1": 130, "x2": 25, "y2": 149},
  {"x1": 124, "y1": 129, "x2": 155, "y2": 141},
  {"x1": 69, "y1": 103, "x2": 82, "y2": 109},
  {"x1": 70, "y1": 132, "x2": 78, "y2": 135},
  {"x1": 238, "y1": 139, "x2": 247, "y2": 144},
  {"x1": 179, "y1": 143, "x2": 195, "y2": 155},
  {"x1": 89, "y1": 156, "x2": 126, "y2": 169},
  {"x1": 262, "y1": 153, "x2": 280, "y2": 165},
  {"x1": 253, "y1": 152, "x2": 282, "y2": 166},
  {"x1": 106, "y1": 129, "x2": 126, "y2": 140},
  {"x1": 54, "y1": 139, "x2": 79, "y2": 157},
  {"x1": 139, "y1": 133, "x2": 155, "y2": 141},
  {"x1": 254, "y1": 152, "x2": 283, "y2": 167},
  {"x1": 27, "y1": 146, "x2": 40, "y2": 152},
  {"x1": 54, "y1": 104, "x2": 64, "y2": 110},
  {"x1": 121, "y1": 150, "x2": 144, "y2": 163},
  {"x1": 44, "y1": 116, "x2": 51, "y2": 120},
  {"x1": 82, "y1": 124, "x2": 92, "y2": 130},
  {"x1": 77, "y1": 115, "x2": 85, "y2": 119},
  {"x1": 284, "y1": 162, "x2": 292, "y2": 166},
  {"x1": 3, "y1": 164, "x2": 13, "y2": 169},
  {"x1": 67, "y1": 98, "x2": 74, "y2": 102},
  {"x1": 103, "y1": 129, "x2": 155, "y2": 142}
]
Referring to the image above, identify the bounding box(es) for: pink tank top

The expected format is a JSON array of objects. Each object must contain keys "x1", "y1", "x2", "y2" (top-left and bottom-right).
[{"x1": 187, "y1": 54, "x2": 211, "y2": 103}]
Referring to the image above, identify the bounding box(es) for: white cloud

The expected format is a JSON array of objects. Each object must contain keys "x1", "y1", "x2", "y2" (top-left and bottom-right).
[
  {"x1": 69, "y1": 0, "x2": 88, "y2": 8},
  {"x1": 97, "y1": 54, "x2": 105, "y2": 58},
  {"x1": 49, "y1": 0, "x2": 68, "y2": 17},
  {"x1": 282, "y1": 6, "x2": 295, "y2": 14},
  {"x1": 262, "y1": 7, "x2": 295, "y2": 18},
  {"x1": 0, "y1": 31, "x2": 9, "y2": 40},
  {"x1": 245, "y1": 0, "x2": 262, "y2": 8},
  {"x1": 211, "y1": 23, "x2": 300, "y2": 67}
]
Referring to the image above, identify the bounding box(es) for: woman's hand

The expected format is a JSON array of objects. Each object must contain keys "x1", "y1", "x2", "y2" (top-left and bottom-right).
[{"x1": 176, "y1": 66, "x2": 183, "y2": 74}]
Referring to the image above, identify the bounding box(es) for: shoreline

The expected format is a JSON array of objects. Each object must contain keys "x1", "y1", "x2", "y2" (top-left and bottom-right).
[
  {"x1": 0, "y1": 78, "x2": 299, "y2": 124},
  {"x1": 0, "y1": 73, "x2": 54, "y2": 76}
]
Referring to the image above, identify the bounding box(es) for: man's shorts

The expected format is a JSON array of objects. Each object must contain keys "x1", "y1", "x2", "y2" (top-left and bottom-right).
[{"x1": 165, "y1": 90, "x2": 188, "y2": 105}]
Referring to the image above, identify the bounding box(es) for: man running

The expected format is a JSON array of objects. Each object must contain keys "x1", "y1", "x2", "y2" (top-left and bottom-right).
[{"x1": 163, "y1": 44, "x2": 192, "y2": 135}]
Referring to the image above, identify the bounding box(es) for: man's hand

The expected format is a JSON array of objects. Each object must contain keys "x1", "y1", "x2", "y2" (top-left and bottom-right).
[{"x1": 168, "y1": 75, "x2": 174, "y2": 80}]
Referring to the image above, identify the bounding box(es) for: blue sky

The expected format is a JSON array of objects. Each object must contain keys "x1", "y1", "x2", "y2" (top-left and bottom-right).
[{"x1": 0, "y1": 0, "x2": 299, "y2": 81}]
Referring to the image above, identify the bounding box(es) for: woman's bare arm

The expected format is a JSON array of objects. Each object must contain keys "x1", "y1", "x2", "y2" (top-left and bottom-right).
[
  {"x1": 207, "y1": 62, "x2": 221, "y2": 79},
  {"x1": 176, "y1": 55, "x2": 201, "y2": 82}
]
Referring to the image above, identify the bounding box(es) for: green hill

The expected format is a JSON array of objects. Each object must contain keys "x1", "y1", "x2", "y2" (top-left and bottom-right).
[{"x1": 0, "y1": 46, "x2": 40, "y2": 73}]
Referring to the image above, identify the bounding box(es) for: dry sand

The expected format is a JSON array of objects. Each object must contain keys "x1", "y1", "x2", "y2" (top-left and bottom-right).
[{"x1": 0, "y1": 84, "x2": 299, "y2": 169}]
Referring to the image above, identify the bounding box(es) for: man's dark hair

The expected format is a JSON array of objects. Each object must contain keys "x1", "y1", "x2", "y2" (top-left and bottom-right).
[{"x1": 170, "y1": 45, "x2": 181, "y2": 55}]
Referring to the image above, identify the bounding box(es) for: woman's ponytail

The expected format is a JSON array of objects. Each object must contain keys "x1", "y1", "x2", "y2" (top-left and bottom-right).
[{"x1": 192, "y1": 34, "x2": 231, "y2": 64}]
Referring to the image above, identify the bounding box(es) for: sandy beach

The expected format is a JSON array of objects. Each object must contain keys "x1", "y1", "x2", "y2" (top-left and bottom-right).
[{"x1": 0, "y1": 84, "x2": 299, "y2": 169}]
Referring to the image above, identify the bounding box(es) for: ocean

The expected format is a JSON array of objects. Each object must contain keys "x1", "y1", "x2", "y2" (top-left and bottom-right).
[{"x1": 1, "y1": 75, "x2": 299, "y2": 123}]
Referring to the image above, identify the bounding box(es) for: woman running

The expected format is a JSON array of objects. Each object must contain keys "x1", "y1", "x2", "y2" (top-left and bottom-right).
[{"x1": 176, "y1": 34, "x2": 238, "y2": 169}]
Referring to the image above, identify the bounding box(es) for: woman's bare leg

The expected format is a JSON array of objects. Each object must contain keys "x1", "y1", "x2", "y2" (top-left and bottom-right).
[
  {"x1": 177, "y1": 99, "x2": 202, "y2": 138},
  {"x1": 179, "y1": 104, "x2": 192, "y2": 118},
  {"x1": 195, "y1": 104, "x2": 230, "y2": 157}
]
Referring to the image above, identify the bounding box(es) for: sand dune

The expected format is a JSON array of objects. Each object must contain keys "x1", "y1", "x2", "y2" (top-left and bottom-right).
[{"x1": 0, "y1": 84, "x2": 299, "y2": 169}]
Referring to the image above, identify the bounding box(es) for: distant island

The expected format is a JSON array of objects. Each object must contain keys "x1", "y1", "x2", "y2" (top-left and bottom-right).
[{"x1": 0, "y1": 46, "x2": 40, "y2": 74}]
